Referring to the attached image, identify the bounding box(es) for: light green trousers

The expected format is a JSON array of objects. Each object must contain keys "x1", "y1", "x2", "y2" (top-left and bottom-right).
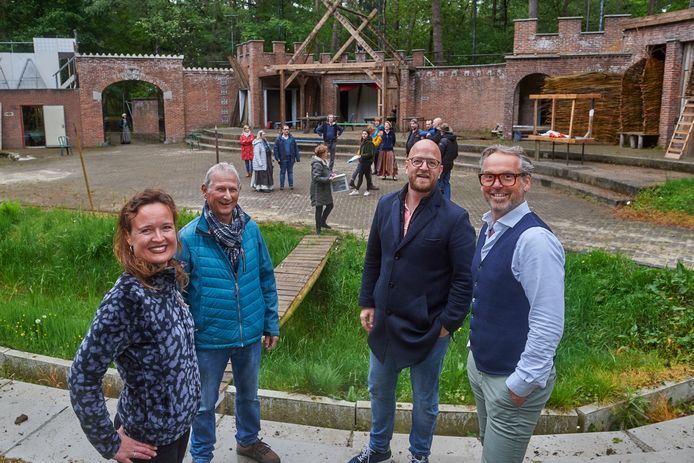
[{"x1": 467, "y1": 351, "x2": 556, "y2": 463}]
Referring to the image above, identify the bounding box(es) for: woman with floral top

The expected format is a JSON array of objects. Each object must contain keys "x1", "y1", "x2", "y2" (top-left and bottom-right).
[{"x1": 68, "y1": 189, "x2": 200, "y2": 463}]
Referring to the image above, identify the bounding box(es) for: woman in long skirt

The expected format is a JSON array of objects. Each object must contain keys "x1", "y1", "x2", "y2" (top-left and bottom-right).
[
  {"x1": 377, "y1": 121, "x2": 398, "y2": 180},
  {"x1": 119, "y1": 114, "x2": 131, "y2": 144},
  {"x1": 251, "y1": 130, "x2": 274, "y2": 192}
]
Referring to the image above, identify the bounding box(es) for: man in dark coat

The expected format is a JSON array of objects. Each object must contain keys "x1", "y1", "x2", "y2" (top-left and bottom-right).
[
  {"x1": 273, "y1": 125, "x2": 300, "y2": 189},
  {"x1": 347, "y1": 139, "x2": 476, "y2": 463},
  {"x1": 437, "y1": 123, "x2": 459, "y2": 200},
  {"x1": 315, "y1": 114, "x2": 344, "y2": 170}
]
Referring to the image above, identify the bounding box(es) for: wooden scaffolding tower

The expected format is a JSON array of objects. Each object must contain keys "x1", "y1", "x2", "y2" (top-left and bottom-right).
[{"x1": 265, "y1": 0, "x2": 409, "y2": 129}]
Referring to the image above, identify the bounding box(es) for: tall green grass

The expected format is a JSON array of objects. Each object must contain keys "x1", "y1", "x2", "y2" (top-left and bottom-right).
[
  {"x1": 262, "y1": 244, "x2": 694, "y2": 410},
  {"x1": 0, "y1": 203, "x2": 305, "y2": 359},
  {"x1": 2, "y1": 204, "x2": 692, "y2": 409},
  {"x1": 631, "y1": 178, "x2": 694, "y2": 216}
]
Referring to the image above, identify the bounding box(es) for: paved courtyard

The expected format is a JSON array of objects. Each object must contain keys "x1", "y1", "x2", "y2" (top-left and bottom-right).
[{"x1": 0, "y1": 142, "x2": 692, "y2": 268}]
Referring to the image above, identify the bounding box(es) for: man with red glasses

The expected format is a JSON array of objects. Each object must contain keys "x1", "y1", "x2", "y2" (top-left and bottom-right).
[
  {"x1": 468, "y1": 144, "x2": 565, "y2": 463},
  {"x1": 349, "y1": 139, "x2": 476, "y2": 463}
]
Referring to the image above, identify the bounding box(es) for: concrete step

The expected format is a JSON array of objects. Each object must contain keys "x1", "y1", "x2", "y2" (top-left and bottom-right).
[{"x1": 534, "y1": 174, "x2": 633, "y2": 206}]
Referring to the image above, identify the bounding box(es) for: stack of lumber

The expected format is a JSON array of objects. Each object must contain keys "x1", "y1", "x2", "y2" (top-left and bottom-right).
[
  {"x1": 542, "y1": 72, "x2": 622, "y2": 143},
  {"x1": 620, "y1": 59, "x2": 646, "y2": 133},
  {"x1": 642, "y1": 57, "x2": 664, "y2": 134}
]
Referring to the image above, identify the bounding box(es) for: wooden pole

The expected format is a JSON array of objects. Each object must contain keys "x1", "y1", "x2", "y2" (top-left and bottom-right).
[
  {"x1": 215, "y1": 126, "x2": 220, "y2": 164},
  {"x1": 280, "y1": 69, "x2": 286, "y2": 127},
  {"x1": 72, "y1": 124, "x2": 94, "y2": 211},
  {"x1": 381, "y1": 65, "x2": 387, "y2": 120}
]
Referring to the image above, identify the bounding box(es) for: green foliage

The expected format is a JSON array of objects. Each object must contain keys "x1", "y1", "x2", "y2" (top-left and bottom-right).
[
  {"x1": 2, "y1": 0, "x2": 692, "y2": 67},
  {"x1": 631, "y1": 178, "x2": 694, "y2": 216},
  {"x1": 611, "y1": 390, "x2": 650, "y2": 430}
]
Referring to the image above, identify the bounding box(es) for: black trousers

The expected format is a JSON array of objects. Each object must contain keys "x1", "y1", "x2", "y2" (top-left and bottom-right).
[
  {"x1": 315, "y1": 203, "x2": 333, "y2": 234},
  {"x1": 115, "y1": 415, "x2": 190, "y2": 463},
  {"x1": 355, "y1": 163, "x2": 374, "y2": 190}
]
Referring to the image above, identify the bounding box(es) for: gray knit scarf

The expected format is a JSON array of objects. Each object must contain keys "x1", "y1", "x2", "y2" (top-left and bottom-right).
[{"x1": 203, "y1": 201, "x2": 247, "y2": 271}]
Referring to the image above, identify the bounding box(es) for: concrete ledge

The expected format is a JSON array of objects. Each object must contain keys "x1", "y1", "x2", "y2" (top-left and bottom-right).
[
  {"x1": 578, "y1": 377, "x2": 694, "y2": 432},
  {"x1": 0, "y1": 347, "x2": 123, "y2": 397},
  {"x1": 1, "y1": 345, "x2": 692, "y2": 436},
  {"x1": 221, "y1": 387, "x2": 356, "y2": 430}
]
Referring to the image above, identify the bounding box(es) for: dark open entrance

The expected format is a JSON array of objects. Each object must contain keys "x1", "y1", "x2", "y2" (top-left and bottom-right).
[{"x1": 102, "y1": 80, "x2": 165, "y2": 144}]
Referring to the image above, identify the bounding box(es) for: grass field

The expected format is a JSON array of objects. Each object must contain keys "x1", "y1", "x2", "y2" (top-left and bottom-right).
[{"x1": 1, "y1": 203, "x2": 692, "y2": 410}]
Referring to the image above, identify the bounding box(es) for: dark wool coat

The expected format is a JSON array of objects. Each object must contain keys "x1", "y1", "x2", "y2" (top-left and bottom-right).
[
  {"x1": 310, "y1": 155, "x2": 333, "y2": 207},
  {"x1": 359, "y1": 185, "x2": 476, "y2": 368}
]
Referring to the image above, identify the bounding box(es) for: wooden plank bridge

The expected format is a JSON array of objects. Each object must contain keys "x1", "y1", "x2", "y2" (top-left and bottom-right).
[{"x1": 219, "y1": 234, "x2": 337, "y2": 393}]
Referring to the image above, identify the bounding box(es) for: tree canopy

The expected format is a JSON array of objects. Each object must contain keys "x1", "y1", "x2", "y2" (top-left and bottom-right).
[{"x1": 1, "y1": 0, "x2": 692, "y2": 67}]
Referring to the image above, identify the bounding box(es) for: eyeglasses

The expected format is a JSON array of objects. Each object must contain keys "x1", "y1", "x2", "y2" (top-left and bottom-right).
[
  {"x1": 408, "y1": 157, "x2": 441, "y2": 169},
  {"x1": 478, "y1": 172, "x2": 528, "y2": 186}
]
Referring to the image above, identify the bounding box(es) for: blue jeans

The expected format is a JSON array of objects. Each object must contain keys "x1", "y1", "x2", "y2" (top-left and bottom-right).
[
  {"x1": 438, "y1": 171, "x2": 451, "y2": 199},
  {"x1": 367, "y1": 336, "x2": 450, "y2": 458},
  {"x1": 190, "y1": 342, "x2": 262, "y2": 463},
  {"x1": 244, "y1": 159, "x2": 253, "y2": 175},
  {"x1": 325, "y1": 140, "x2": 337, "y2": 170},
  {"x1": 279, "y1": 161, "x2": 294, "y2": 188}
]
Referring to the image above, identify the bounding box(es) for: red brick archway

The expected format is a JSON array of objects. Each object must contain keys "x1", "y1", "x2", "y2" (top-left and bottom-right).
[{"x1": 75, "y1": 54, "x2": 185, "y2": 147}]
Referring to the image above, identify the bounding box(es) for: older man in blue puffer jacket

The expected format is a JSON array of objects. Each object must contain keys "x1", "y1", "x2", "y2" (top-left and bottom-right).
[{"x1": 178, "y1": 162, "x2": 281, "y2": 463}]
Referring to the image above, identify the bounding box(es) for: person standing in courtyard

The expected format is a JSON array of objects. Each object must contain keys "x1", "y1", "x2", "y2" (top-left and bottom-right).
[
  {"x1": 468, "y1": 144, "x2": 565, "y2": 463},
  {"x1": 315, "y1": 113, "x2": 344, "y2": 171},
  {"x1": 120, "y1": 113, "x2": 131, "y2": 144},
  {"x1": 239, "y1": 125, "x2": 255, "y2": 178},
  {"x1": 437, "y1": 123, "x2": 459, "y2": 200},
  {"x1": 377, "y1": 121, "x2": 397, "y2": 180},
  {"x1": 349, "y1": 129, "x2": 378, "y2": 196},
  {"x1": 349, "y1": 139, "x2": 476, "y2": 463},
  {"x1": 310, "y1": 144, "x2": 335, "y2": 234},
  {"x1": 69, "y1": 189, "x2": 200, "y2": 463},
  {"x1": 251, "y1": 130, "x2": 274, "y2": 192},
  {"x1": 178, "y1": 162, "x2": 281, "y2": 463},
  {"x1": 273, "y1": 125, "x2": 300, "y2": 190}
]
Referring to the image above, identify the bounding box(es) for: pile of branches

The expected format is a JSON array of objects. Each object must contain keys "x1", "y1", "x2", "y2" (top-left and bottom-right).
[
  {"x1": 642, "y1": 57, "x2": 664, "y2": 134},
  {"x1": 542, "y1": 72, "x2": 622, "y2": 143},
  {"x1": 620, "y1": 59, "x2": 646, "y2": 133}
]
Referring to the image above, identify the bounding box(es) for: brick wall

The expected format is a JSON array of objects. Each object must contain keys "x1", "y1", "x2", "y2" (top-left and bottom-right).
[
  {"x1": 0, "y1": 89, "x2": 81, "y2": 149},
  {"x1": 512, "y1": 15, "x2": 631, "y2": 56},
  {"x1": 414, "y1": 65, "x2": 506, "y2": 133},
  {"x1": 76, "y1": 55, "x2": 185, "y2": 147},
  {"x1": 131, "y1": 99, "x2": 159, "y2": 137},
  {"x1": 182, "y1": 69, "x2": 237, "y2": 133}
]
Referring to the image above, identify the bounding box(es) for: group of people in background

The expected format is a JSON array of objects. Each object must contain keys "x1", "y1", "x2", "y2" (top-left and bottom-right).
[{"x1": 68, "y1": 110, "x2": 565, "y2": 463}]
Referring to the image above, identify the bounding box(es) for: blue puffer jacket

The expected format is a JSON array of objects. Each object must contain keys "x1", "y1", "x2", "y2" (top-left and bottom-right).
[{"x1": 177, "y1": 213, "x2": 280, "y2": 349}]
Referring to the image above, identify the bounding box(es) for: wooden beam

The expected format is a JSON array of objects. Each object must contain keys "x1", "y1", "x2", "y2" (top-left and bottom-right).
[
  {"x1": 529, "y1": 93, "x2": 602, "y2": 100},
  {"x1": 322, "y1": 0, "x2": 379, "y2": 62},
  {"x1": 364, "y1": 69, "x2": 382, "y2": 88},
  {"x1": 381, "y1": 64, "x2": 387, "y2": 119},
  {"x1": 284, "y1": 70, "x2": 301, "y2": 89},
  {"x1": 280, "y1": 69, "x2": 286, "y2": 126},
  {"x1": 330, "y1": 9, "x2": 378, "y2": 64},
  {"x1": 337, "y1": 4, "x2": 369, "y2": 19},
  {"x1": 270, "y1": 61, "x2": 383, "y2": 72},
  {"x1": 288, "y1": 0, "x2": 342, "y2": 65}
]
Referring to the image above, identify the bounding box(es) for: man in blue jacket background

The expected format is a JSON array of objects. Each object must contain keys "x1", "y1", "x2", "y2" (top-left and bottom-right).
[
  {"x1": 273, "y1": 125, "x2": 300, "y2": 190},
  {"x1": 348, "y1": 139, "x2": 476, "y2": 463},
  {"x1": 178, "y1": 162, "x2": 281, "y2": 463},
  {"x1": 315, "y1": 114, "x2": 344, "y2": 170}
]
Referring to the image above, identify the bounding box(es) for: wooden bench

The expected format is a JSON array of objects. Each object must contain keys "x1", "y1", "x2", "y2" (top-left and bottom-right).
[
  {"x1": 618, "y1": 132, "x2": 658, "y2": 149},
  {"x1": 341, "y1": 122, "x2": 368, "y2": 131}
]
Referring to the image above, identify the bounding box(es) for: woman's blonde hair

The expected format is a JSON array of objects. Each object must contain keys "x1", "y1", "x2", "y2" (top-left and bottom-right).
[{"x1": 113, "y1": 189, "x2": 187, "y2": 288}]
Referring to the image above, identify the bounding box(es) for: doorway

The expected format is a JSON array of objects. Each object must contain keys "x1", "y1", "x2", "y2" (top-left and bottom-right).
[{"x1": 21, "y1": 105, "x2": 66, "y2": 147}]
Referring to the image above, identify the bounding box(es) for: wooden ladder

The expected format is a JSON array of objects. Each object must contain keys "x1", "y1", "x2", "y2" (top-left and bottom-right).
[{"x1": 665, "y1": 98, "x2": 694, "y2": 159}]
